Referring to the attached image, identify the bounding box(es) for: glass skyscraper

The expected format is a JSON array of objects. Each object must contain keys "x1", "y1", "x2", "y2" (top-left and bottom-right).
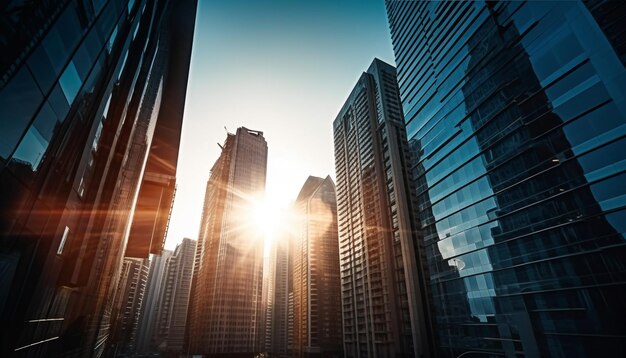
[
  {"x1": 386, "y1": 1, "x2": 626, "y2": 356},
  {"x1": 0, "y1": 0, "x2": 196, "y2": 356}
]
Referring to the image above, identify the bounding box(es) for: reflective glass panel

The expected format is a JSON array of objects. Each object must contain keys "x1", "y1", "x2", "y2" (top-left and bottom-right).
[
  {"x1": 0, "y1": 67, "x2": 43, "y2": 160},
  {"x1": 11, "y1": 103, "x2": 57, "y2": 172},
  {"x1": 59, "y1": 61, "x2": 82, "y2": 104}
]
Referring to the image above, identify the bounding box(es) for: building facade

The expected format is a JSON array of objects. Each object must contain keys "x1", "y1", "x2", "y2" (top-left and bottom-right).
[
  {"x1": 262, "y1": 233, "x2": 292, "y2": 358},
  {"x1": 107, "y1": 258, "x2": 150, "y2": 355},
  {"x1": 153, "y1": 238, "x2": 196, "y2": 354},
  {"x1": 264, "y1": 235, "x2": 291, "y2": 357},
  {"x1": 333, "y1": 59, "x2": 433, "y2": 358},
  {"x1": 186, "y1": 127, "x2": 268, "y2": 356},
  {"x1": 386, "y1": 1, "x2": 626, "y2": 356},
  {"x1": 136, "y1": 250, "x2": 173, "y2": 354},
  {"x1": 291, "y1": 176, "x2": 342, "y2": 358},
  {"x1": 0, "y1": 0, "x2": 196, "y2": 355}
]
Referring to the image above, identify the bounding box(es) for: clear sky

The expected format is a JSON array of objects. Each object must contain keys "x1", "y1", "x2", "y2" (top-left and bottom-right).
[{"x1": 164, "y1": 0, "x2": 395, "y2": 250}]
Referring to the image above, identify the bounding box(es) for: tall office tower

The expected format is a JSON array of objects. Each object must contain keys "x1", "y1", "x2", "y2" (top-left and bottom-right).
[
  {"x1": 291, "y1": 176, "x2": 342, "y2": 357},
  {"x1": 136, "y1": 250, "x2": 173, "y2": 354},
  {"x1": 187, "y1": 127, "x2": 268, "y2": 356},
  {"x1": 333, "y1": 59, "x2": 433, "y2": 358},
  {"x1": 386, "y1": 1, "x2": 626, "y2": 356},
  {"x1": 0, "y1": 0, "x2": 197, "y2": 355},
  {"x1": 261, "y1": 252, "x2": 274, "y2": 353},
  {"x1": 107, "y1": 258, "x2": 150, "y2": 355},
  {"x1": 263, "y1": 235, "x2": 291, "y2": 357},
  {"x1": 153, "y1": 238, "x2": 196, "y2": 354}
]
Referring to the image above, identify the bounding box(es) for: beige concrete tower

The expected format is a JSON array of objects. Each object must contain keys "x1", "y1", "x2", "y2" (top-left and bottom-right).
[
  {"x1": 333, "y1": 59, "x2": 432, "y2": 357},
  {"x1": 187, "y1": 127, "x2": 268, "y2": 356}
]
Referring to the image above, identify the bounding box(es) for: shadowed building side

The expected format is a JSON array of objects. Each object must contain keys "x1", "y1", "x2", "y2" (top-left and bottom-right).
[
  {"x1": 153, "y1": 238, "x2": 196, "y2": 355},
  {"x1": 136, "y1": 250, "x2": 173, "y2": 355},
  {"x1": 0, "y1": 0, "x2": 197, "y2": 356},
  {"x1": 106, "y1": 257, "x2": 150, "y2": 355},
  {"x1": 291, "y1": 176, "x2": 343, "y2": 358},
  {"x1": 333, "y1": 58, "x2": 434, "y2": 358},
  {"x1": 387, "y1": 1, "x2": 626, "y2": 356}
]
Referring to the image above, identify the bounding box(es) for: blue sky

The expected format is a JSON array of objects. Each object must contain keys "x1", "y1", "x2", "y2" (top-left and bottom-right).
[{"x1": 165, "y1": 0, "x2": 395, "y2": 249}]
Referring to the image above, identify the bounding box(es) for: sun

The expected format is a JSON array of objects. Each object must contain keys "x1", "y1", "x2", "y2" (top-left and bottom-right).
[
  {"x1": 249, "y1": 196, "x2": 294, "y2": 257},
  {"x1": 251, "y1": 198, "x2": 281, "y2": 239}
]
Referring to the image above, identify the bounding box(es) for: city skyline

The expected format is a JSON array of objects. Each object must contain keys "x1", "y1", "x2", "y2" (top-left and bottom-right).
[
  {"x1": 165, "y1": 0, "x2": 396, "y2": 250},
  {"x1": 1, "y1": 1, "x2": 625, "y2": 357}
]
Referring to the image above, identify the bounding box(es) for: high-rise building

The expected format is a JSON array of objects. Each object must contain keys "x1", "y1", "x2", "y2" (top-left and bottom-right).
[
  {"x1": 121, "y1": 240, "x2": 194, "y2": 357},
  {"x1": 261, "y1": 250, "x2": 274, "y2": 354},
  {"x1": 263, "y1": 236, "x2": 291, "y2": 357},
  {"x1": 153, "y1": 238, "x2": 196, "y2": 354},
  {"x1": 386, "y1": 1, "x2": 626, "y2": 356},
  {"x1": 291, "y1": 176, "x2": 342, "y2": 357},
  {"x1": 0, "y1": 0, "x2": 196, "y2": 355},
  {"x1": 107, "y1": 258, "x2": 150, "y2": 355},
  {"x1": 136, "y1": 250, "x2": 173, "y2": 354},
  {"x1": 333, "y1": 58, "x2": 433, "y2": 358},
  {"x1": 187, "y1": 127, "x2": 268, "y2": 356}
]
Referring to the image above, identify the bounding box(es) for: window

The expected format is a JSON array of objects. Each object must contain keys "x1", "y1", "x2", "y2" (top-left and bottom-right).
[
  {"x1": 57, "y1": 226, "x2": 70, "y2": 255},
  {"x1": 0, "y1": 67, "x2": 43, "y2": 160},
  {"x1": 10, "y1": 103, "x2": 59, "y2": 172},
  {"x1": 107, "y1": 25, "x2": 119, "y2": 53},
  {"x1": 73, "y1": 40, "x2": 96, "y2": 81},
  {"x1": 56, "y1": 3, "x2": 84, "y2": 51},
  {"x1": 92, "y1": 0, "x2": 107, "y2": 15},
  {"x1": 59, "y1": 61, "x2": 82, "y2": 104},
  {"x1": 40, "y1": 3, "x2": 84, "y2": 76},
  {"x1": 27, "y1": 47, "x2": 57, "y2": 94},
  {"x1": 48, "y1": 83, "x2": 70, "y2": 120},
  {"x1": 128, "y1": 0, "x2": 137, "y2": 13}
]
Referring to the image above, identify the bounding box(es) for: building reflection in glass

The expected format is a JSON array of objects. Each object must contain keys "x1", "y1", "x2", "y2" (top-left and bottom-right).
[
  {"x1": 0, "y1": 0, "x2": 196, "y2": 356},
  {"x1": 387, "y1": 1, "x2": 626, "y2": 356}
]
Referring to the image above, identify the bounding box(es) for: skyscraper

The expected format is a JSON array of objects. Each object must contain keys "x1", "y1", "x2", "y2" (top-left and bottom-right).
[
  {"x1": 263, "y1": 236, "x2": 291, "y2": 357},
  {"x1": 386, "y1": 1, "x2": 626, "y2": 356},
  {"x1": 187, "y1": 127, "x2": 268, "y2": 356},
  {"x1": 333, "y1": 59, "x2": 433, "y2": 358},
  {"x1": 153, "y1": 238, "x2": 196, "y2": 354},
  {"x1": 107, "y1": 258, "x2": 150, "y2": 355},
  {"x1": 261, "y1": 248, "x2": 275, "y2": 354},
  {"x1": 291, "y1": 176, "x2": 342, "y2": 358},
  {"x1": 0, "y1": 0, "x2": 196, "y2": 355},
  {"x1": 136, "y1": 250, "x2": 173, "y2": 354}
]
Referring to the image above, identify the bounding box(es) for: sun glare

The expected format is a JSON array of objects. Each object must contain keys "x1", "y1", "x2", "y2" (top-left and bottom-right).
[
  {"x1": 252, "y1": 199, "x2": 280, "y2": 239},
  {"x1": 249, "y1": 196, "x2": 292, "y2": 255}
]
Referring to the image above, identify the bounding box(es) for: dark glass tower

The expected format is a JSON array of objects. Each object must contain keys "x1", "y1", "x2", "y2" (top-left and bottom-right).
[
  {"x1": 386, "y1": 1, "x2": 626, "y2": 357},
  {"x1": 0, "y1": 0, "x2": 196, "y2": 356}
]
